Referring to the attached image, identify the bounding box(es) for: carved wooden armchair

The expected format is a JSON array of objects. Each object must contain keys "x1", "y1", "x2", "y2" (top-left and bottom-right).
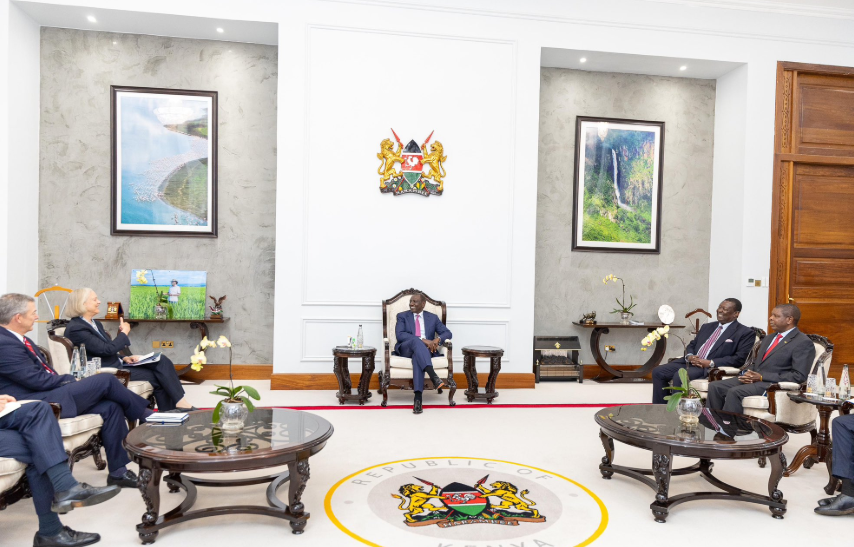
[
  {"x1": 380, "y1": 289, "x2": 456, "y2": 407},
  {"x1": 689, "y1": 327, "x2": 766, "y2": 400},
  {"x1": 0, "y1": 458, "x2": 30, "y2": 511}
]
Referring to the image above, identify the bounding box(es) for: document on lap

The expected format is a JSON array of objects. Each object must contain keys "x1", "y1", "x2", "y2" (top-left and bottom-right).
[
  {"x1": 0, "y1": 399, "x2": 39, "y2": 419},
  {"x1": 126, "y1": 352, "x2": 162, "y2": 366}
]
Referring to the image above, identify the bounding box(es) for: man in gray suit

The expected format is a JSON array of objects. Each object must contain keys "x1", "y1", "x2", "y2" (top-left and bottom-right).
[{"x1": 707, "y1": 304, "x2": 814, "y2": 415}]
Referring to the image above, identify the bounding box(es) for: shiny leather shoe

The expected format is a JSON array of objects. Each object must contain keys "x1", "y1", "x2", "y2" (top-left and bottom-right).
[
  {"x1": 52, "y1": 483, "x2": 120, "y2": 513},
  {"x1": 815, "y1": 494, "x2": 854, "y2": 516},
  {"x1": 33, "y1": 526, "x2": 100, "y2": 547},
  {"x1": 434, "y1": 380, "x2": 446, "y2": 391},
  {"x1": 413, "y1": 399, "x2": 423, "y2": 414},
  {"x1": 106, "y1": 469, "x2": 138, "y2": 488},
  {"x1": 818, "y1": 494, "x2": 841, "y2": 507}
]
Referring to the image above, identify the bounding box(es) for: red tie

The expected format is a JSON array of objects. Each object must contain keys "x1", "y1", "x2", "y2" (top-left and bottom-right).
[
  {"x1": 762, "y1": 334, "x2": 783, "y2": 361},
  {"x1": 415, "y1": 314, "x2": 422, "y2": 337},
  {"x1": 23, "y1": 338, "x2": 56, "y2": 375}
]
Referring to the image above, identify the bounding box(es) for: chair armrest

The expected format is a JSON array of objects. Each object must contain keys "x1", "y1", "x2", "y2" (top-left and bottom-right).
[
  {"x1": 842, "y1": 400, "x2": 854, "y2": 415},
  {"x1": 383, "y1": 338, "x2": 389, "y2": 348},
  {"x1": 114, "y1": 370, "x2": 131, "y2": 387},
  {"x1": 709, "y1": 367, "x2": 741, "y2": 382},
  {"x1": 443, "y1": 340, "x2": 453, "y2": 350},
  {"x1": 99, "y1": 367, "x2": 120, "y2": 374},
  {"x1": 49, "y1": 403, "x2": 61, "y2": 420},
  {"x1": 765, "y1": 383, "x2": 792, "y2": 415},
  {"x1": 777, "y1": 382, "x2": 802, "y2": 391}
]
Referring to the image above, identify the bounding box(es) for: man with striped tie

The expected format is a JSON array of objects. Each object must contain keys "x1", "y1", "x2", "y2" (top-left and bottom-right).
[
  {"x1": 652, "y1": 299, "x2": 754, "y2": 404},
  {"x1": 707, "y1": 304, "x2": 815, "y2": 415}
]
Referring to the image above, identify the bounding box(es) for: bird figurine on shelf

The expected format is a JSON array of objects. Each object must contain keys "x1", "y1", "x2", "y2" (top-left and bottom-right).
[{"x1": 209, "y1": 295, "x2": 227, "y2": 320}]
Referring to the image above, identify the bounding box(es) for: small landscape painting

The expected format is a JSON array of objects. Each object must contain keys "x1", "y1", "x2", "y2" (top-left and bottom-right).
[
  {"x1": 111, "y1": 86, "x2": 217, "y2": 237},
  {"x1": 572, "y1": 116, "x2": 664, "y2": 253},
  {"x1": 129, "y1": 269, "x2": 207, "y2": 320}
]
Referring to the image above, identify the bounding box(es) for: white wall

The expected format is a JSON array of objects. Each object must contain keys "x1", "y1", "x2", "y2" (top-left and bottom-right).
[{"x1": 4, "y1": 0, "x2": 854, "y2": 367}]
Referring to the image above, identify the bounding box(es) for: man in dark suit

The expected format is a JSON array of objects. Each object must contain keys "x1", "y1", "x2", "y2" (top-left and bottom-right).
[
  {"x1": 0, "y1": 293, "x2": 153, "y2": 489},
  {"x1": 1, "y1": 396, "x2": 120, "y2": 546},
  {"x1": 394, "y1": 292, "x2": 452, "y2": 414},
  {"x1": 651, "y1": 298, "x2": 754, "y2": 404},
  {"x1": 815, "y1": 413, "x2": 854, "y2": 515},
  {"x1": 707, "y1": 303, "x2": 814, "y2": 415}
]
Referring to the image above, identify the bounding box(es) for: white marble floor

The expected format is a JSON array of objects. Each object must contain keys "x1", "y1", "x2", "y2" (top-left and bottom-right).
[{"x1": 2, "y1": 380, "x2": 851, "y2": 547}]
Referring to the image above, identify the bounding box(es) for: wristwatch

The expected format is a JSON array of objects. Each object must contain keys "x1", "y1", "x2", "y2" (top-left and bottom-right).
[{"x1": 709, "y1": 360, "x2": 715, "y2": 368}]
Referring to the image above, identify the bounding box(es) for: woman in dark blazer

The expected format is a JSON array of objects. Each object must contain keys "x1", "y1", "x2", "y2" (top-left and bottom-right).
[{"x1": 64, "y1": 288, "x2": 194, "y2": 411}]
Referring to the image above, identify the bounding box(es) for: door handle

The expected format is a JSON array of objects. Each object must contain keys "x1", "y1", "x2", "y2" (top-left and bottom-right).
[{"x1": 788, "y1": 295, "x2": 795, "y2": 303}]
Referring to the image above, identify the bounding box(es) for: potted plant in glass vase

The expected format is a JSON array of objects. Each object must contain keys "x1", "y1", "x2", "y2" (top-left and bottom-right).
[
  {"x1": 662, "y1": 368, "x2": 703, "y2": 424},
  {"x1": 603, "y1": 274, "x2": 637, "y2": 324},
  {"x1": 190, "y1": 335, "x2": 260, "y2": 432}
]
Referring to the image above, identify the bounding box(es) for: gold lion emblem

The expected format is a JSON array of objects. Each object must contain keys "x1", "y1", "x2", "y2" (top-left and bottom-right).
[
  {"x1": 391, "y1": 484, "x2": 448, "y2": 523},
  {"x1": 476, "y1": 481, "x2": 540, "y2": 518}
]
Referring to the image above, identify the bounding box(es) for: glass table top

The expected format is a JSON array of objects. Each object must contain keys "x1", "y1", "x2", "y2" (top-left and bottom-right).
[
  {"x1": 125, "y1": 408, "x2": 333, "y2": 458},
  {"x1": 596, "y1": 405, "x2": 786, "y2": 447}
]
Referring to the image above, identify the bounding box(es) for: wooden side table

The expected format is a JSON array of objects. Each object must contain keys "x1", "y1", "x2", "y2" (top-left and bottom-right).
[
  {"x1": 332, "y1": 346, "x2": 376, "y2": 405},
  {"x1": 784, "y1": 393, "x2": 853, "y2": 494},
  {"x1": 462, "y1": 346, "x2": 503, "y2": 404}
]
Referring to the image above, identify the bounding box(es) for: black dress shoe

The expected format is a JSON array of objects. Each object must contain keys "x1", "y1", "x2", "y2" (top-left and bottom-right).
[
  {"x1": 33, "y1": 526, "x2": 100, "y2": 547},
  {"x1": 818, "y1": 495, "x2": 841, "y2": 507},
  {"x1": 106, "y1": 469, "x2": 138, "y2": 488},
  {"x1": 434, "y1": 380, "x2": 446, "y2": 391},
  {"x1": 815, "y1": 494, "x2": 854, "y2": 516},
  {"x1": 52, "y1": 483, "x2": 120, "y2": 513},
  {"x1": 413, "y1": 399, "x2": 423, "y2": 414}
]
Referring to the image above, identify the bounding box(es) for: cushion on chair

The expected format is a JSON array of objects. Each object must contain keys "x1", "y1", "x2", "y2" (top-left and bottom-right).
[
  {"x1": 0, "y1": 458, "x2": 26, "y2": 494},
  {"x1": 742, "y1": 396, "x2": 769, "y2": 410},
  {"x1": 388, "y1": 355, "x2": 449, "y2": 370},
  {"x1": 690, "y1": 379, "x2": 709, "y2": 392},
  {"x1": 57, "y1": 414, "x2": 103, "y2": 438},
  {"x1": 774, "y1": 393, "x2": 818, "y2": 426},
  {"x1": 127, "y1": 381, "x2": 154, "y2": 399},
  {"x1": 742, "y1": 407, "x2": 776, "y2": 422},
  {"x1": 385, "y1": 296, "x2": 444, "y2": 352},
  {"x1": 717, "y1": 367, "x2": 741, "y2": 375},
  {"x1": 389, "y1": 367, "x2": 452, "y2": 380},
  {"x1": 47, "y1": 338, "x2": 72, "y2": 375}
]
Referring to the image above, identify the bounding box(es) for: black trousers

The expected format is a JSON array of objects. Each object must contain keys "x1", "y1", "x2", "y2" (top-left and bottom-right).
[
  {"x1": 651, "y1": 359, "x2": 707, "y2": 404},
  {"x1": 126, "y1": 354, "x2": 185, "y2": 410},
  {"x1": 706, "y1": 376, "x2": 772, "y2": 414},
  {"x1": 833, "y1": 414, "x2": 854, "y2": 484},
  {"x1": 0, "y1": 401, "x2": 68, "y2": 516}
]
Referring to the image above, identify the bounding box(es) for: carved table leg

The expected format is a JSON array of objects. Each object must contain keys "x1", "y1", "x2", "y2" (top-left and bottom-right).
[
  {"x1": 165, "y1": 472, "x2": 182, "y2": 494},
  {"x1": 380, "y1": 371, "x2": 390, "y2": 407},
  {"x1": 650, "y1": 447, "x2": 672, "y2": 523},
  {"x1": 287, "y1": 457, "x2": 311, "y2": 534},
  {"x1": 823, "y1": 439, "x2": 839, "y2": 495},
  {"x1": 332, "y1": 356, "x2": 352, "y2": 405},
  {"x1": 358, "y1": 354, "x2": 375, "y2": 405},
  {"x1": 464, "y1": 354, "x2": 477, "y2": 402},
  {"x1": 485, "y1": 355, "x2": 501, "y2": 404},
  {"x1": 784, "y1": 444, "x2": 817, "y2": 476},
  {"x1": 136, "y1": 462, "x2": 162, "y2": 544},
  {"x1": 768, "y1": 450, "x2": 787, "y2": 519},
  {"x1": 599, "y1": 430, "x2": 615, "y2": 479}
]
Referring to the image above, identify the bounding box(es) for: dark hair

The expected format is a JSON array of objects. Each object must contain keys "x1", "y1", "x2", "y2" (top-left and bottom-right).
[
  {"x1": 774, "y1": 303, "x2": 801, "y2": 325},
  {"x1": 723, "y1": 298, "x2": 742, "y2": 312}
]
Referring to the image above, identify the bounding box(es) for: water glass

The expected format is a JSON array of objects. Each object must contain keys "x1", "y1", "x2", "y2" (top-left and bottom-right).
[
  {"x1": 84, "y1": 360, "x2": 96, "y2": 377},
  {"x1": 826, "y1": 378, "x2": 838, "y2": 398},
  {"x1": 91, "y1": 357, "x2": 101, "y2": 374}
]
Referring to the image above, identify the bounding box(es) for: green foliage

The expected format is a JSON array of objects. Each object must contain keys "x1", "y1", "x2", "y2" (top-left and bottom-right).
[
  {"x1": 161, "y1": 158, "x2": 208, "y2": 220},
  {"x1": 128, "y1": 285, "x2": 205, "y2": 320},
  {"x1": 662, "y1": 368, "x2": 703, "y2": 411},
  {"x1": 210, "y1": 384, "x2": 262, "y2": 422}
]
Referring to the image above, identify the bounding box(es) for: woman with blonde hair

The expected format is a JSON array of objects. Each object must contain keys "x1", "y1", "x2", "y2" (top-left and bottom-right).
[{"x1": 63, "y1": 288, "x2": 195, "y2": 412}]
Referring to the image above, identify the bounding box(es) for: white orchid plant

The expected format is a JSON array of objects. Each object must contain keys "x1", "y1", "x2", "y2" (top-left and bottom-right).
[
  {"x1": 603, "y1": 274, "x2": 637, "y2": 316},
  {"x1": 190, "y1": 335, "x2": 261, "y2": 422}
]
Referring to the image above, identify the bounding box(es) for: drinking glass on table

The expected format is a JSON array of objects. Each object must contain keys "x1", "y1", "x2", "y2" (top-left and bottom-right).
[
  {"x1": 91, "y1": 357, "x2": 101, "y2": 374},
  {"x1": 826, "y1": 378, "x2": 837, "y2": 398}
]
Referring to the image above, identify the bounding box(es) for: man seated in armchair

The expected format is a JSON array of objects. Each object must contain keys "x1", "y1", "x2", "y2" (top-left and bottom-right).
[
  {"x1": 707, "y1": 304, "x2": 814, "y2": 415},
  {"x1": 651, "y1": 298, "x2": 754, "y2": 404},
  {"x1": 394, "y1": 292, "x2": 452, "y2": 415}
]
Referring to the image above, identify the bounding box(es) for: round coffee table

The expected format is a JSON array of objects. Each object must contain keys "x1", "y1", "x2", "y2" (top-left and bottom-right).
[
  {"x1": 124, "y1": 409, "x2": 334, "y2": 543},
  {"x1": 595, "y1": 405, "x2": 788, "y2": 522},
  {"x1": 461, "y1": 345, "x2": 503, "y2": 403}
]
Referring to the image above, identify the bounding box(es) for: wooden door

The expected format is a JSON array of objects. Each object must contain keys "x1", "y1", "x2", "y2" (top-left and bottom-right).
[{"x1": 770, "y1": 62, "x2": 854, "y2": 378}]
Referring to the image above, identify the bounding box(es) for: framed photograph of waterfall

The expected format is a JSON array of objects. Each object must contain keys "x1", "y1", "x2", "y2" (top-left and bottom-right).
[
  {"x1": 110, "y1": 86, "x2": 218, "y2": 237},
  {"x1": 571, "y1": 116, "x2": 664, "y2": 254}
]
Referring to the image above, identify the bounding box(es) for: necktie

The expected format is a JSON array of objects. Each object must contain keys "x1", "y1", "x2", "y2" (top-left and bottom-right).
[
  {"x1": 415, "y1": 314, "x2": 422, "y2": 337},
  {"x1": 23, "y1": 338, "x2": 56, "y2": 375},
  {"x1": 762, "y1": 334, "x2": 784, "y2": 360},
  {"x1": 697, "y1": 325, "x2": 724, "y2": 359}
]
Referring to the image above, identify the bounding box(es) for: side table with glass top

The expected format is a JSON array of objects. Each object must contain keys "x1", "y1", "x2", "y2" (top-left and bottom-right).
[
  {"x1": 785, "y1": 393, "x2": 854, "y2": 494},
  {"x1": 124, "y1": 409, "x2": 334, "y2": 544}
]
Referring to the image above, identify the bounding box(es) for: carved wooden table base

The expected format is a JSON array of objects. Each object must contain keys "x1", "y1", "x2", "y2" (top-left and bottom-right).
[
  {"x1": 332, "y1": 347, "x2": 376, "y2": 405},
  {"x1": 462, "y1": 346, "x2": 503, "y2": 404}
]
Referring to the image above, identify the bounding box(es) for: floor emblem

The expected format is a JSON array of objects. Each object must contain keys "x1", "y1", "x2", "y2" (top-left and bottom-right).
[{"x1": 325, "y1": 457, "x2": 608, "y2": 547}]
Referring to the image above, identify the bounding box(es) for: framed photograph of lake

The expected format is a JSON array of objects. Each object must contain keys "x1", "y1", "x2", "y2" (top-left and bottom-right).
[
  {"x1": 572, "y1": 117, "x2": 664, "y2": 254},
  {"x1": 111, "y1": 86, "x2": 217, "y2": 237}
]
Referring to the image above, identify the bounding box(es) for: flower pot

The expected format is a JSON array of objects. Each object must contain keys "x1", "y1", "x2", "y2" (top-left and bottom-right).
[
  {"x1": 219, "y1": 400, "x2": 249, "y2": 432},
  {"x1": 620, "y1": 312, "x2": 630, "y2": 325},
  {"x1": 677, "y1": 397, "x2": 702, "y2": 424}
]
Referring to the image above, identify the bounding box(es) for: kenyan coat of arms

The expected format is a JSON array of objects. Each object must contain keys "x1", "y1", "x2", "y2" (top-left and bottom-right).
[{"x1": 377, "y1": 129, "x2": 446, "y2": 197}]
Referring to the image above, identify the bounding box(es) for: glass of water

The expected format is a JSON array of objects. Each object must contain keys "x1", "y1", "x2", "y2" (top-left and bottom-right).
[
  {"x1": 91, "y1": 357, "x2": 101, "y2": 374},
  {"x1": 826, "y1": 378, "x2": 838, "y2": 398}
]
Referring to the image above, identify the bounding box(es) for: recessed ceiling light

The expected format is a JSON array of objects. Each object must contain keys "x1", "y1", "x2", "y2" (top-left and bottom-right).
[
  {"x1": 580, "y1": 57, "x2": 587, "y2": 63},
  {"x1": 680, "y1": 65, "x2": 687, "y2": 71},
  {"x1": 216, "y1": 27, "x2": 224, "y2": 33},
  {"x1": 87, "y1": 15, "x2": 97, "y2": 23}
]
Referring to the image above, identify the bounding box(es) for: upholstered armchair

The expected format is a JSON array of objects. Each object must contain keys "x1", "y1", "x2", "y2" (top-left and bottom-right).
[
  {"x1": 0, "y1": 457, "x2": 29, "y2": 511},
  {"x1": 690, "y1": 327, "x2": 766, "y2": 400},
  {"x1": 380, "y1": 289, "x2": 456, "y2": 407}
]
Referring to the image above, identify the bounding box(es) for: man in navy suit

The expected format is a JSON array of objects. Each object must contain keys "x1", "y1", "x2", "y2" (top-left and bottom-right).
[
  {"x1": 394, "y1": 292, "x2": 452, "y2": 414},
  {"x1": 0, "y1": 294, "x2": 153, "y2": 489},
  {"x1": 707, "y1": 303, "x2": 815, "y2": 415},
  {"x1": 652, "y1": 299, "x2": 754, "y2": 404},
  {"x1": 1, "y1": 396, "x2": 120, "y2": 546},
  {"x1": 814, "y1": 413, "x2": 854, "y2": 516}
]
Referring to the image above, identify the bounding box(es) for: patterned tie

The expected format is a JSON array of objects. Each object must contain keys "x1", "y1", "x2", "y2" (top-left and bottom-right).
[
  {"x1": 762, "y1": 334, "x2": 784, "y2": 361},
  {"x1": 697, "y1": 325, "x2": 724, "y2": 359},
  {"x1": 415, "y1": 314, "x2": 422, "y2": 337},
  {"x1": 23, "y1": 338, "x2": 56, "y2": 375}
]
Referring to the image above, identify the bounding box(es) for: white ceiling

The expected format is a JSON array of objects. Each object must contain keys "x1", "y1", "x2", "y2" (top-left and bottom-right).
[
  {"x1": 14, "y1": 1, "x2": 278, "y2": 45},
  {"x1": 541, "y1": 48, "x2": 744, "y2": 80}
]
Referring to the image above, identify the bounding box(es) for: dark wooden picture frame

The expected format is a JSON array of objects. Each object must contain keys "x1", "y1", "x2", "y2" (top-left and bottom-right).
[
  {"x1": 571, "y1": 116, "x2": 664, "y2": 254},
  {"x1": 110, "y1": 85, "x2": 218, "y2": 237}
]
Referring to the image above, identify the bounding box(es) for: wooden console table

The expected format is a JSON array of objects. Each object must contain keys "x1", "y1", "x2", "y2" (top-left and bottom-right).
[
  {"x1": 572, "y1": 322, "x2": 684, "y2": 383},
  {"x1": 100, "y1": 317, "x2": 229, "y2": 382}
]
